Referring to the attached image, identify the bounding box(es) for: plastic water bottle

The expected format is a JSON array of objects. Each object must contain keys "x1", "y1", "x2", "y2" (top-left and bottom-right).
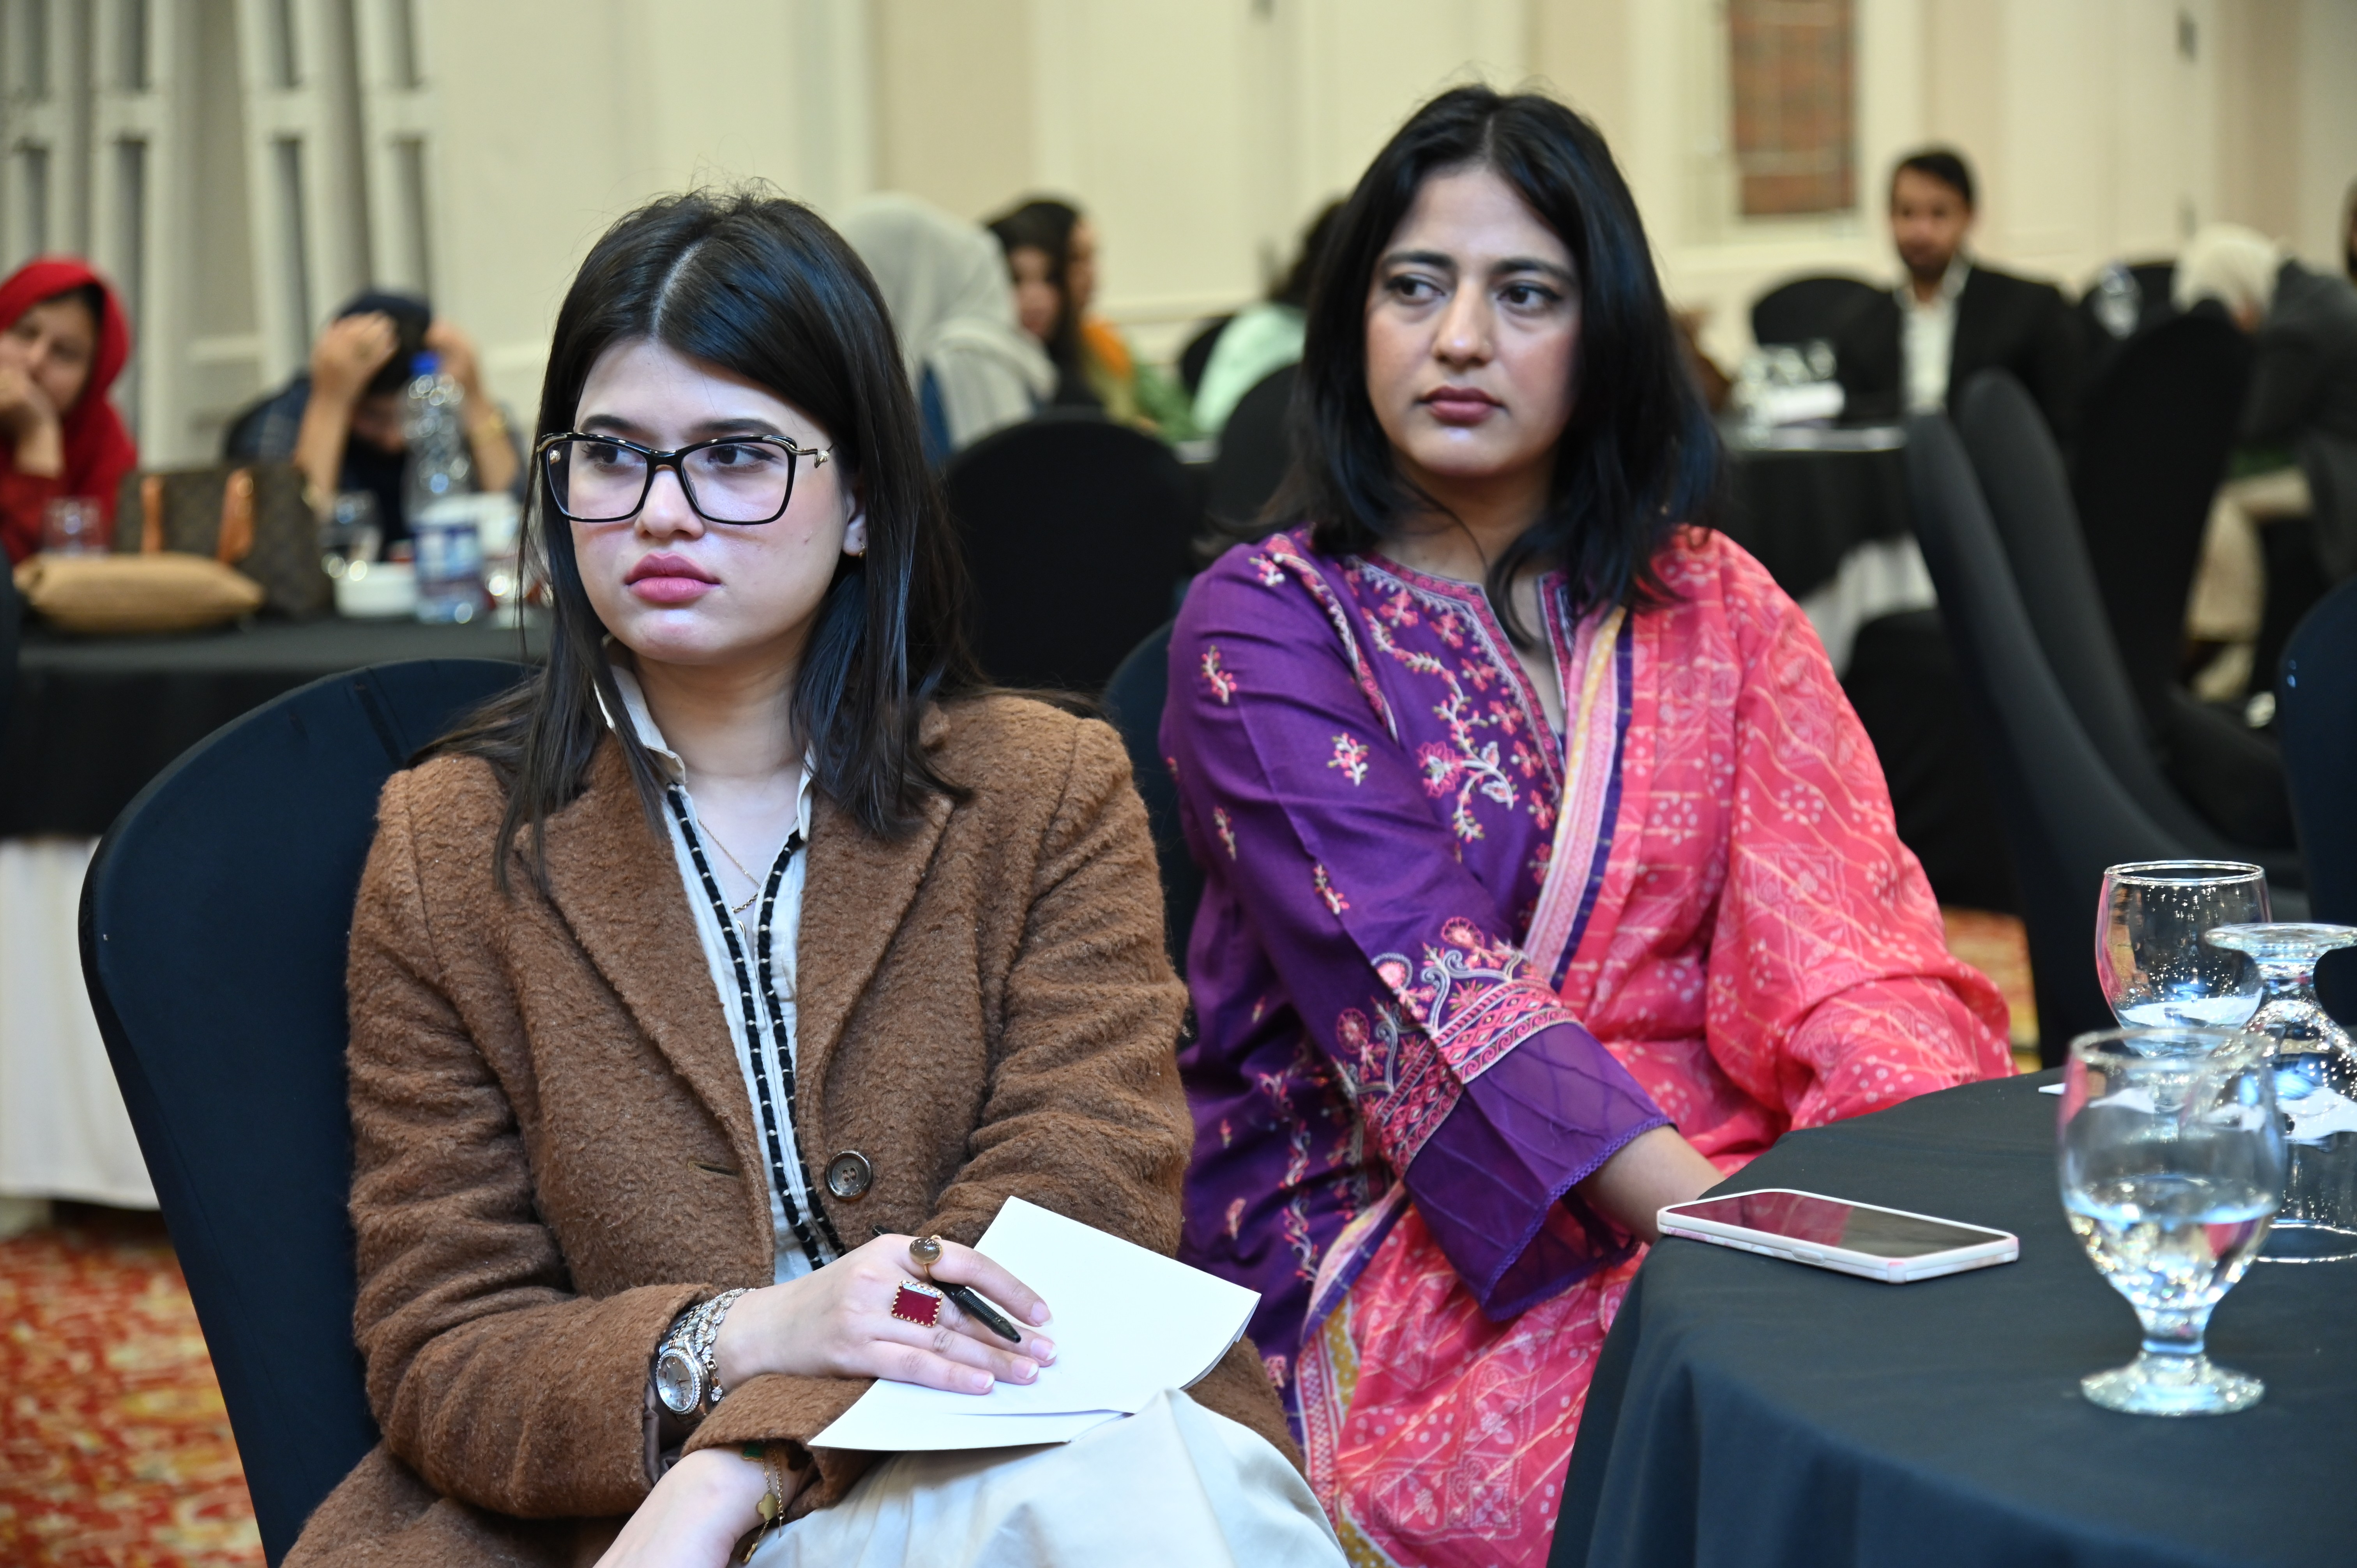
[{"x1": 403, "y1": 351, "x2": 485, "y2": 623}]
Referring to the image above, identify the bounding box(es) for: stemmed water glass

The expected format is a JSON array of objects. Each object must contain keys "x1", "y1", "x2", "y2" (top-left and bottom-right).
[
  {"x1": 2096, "y1": 862, "x2": 2268, "y2": 1029},
  {"x1": 2203, "y1": 923, "x2": 2357, "y2": 1262},
  {"x1": 2059, "y1": 1027, "x2": 2284, "y2": 1415}
]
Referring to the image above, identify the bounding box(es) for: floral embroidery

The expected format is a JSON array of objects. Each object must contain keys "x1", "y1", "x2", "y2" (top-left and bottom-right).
[
  {"x1": 1201, "y1": 646, "x2": 1238, "y2": 705},
  {"x1": 1225, "y1": 1197, "x2": 1247, "y2": 1238},
  {"x1": 1260, "y1": 533, "x2": 1398, "y2": 739},
  {"x1": 1213, "y1": 806, "x2": 1238, "y2": 860},
  {"x1": 1328, "y1": 733, "x2": 1370, "y2": 786},
  {"x1": 1313, "y1": 862, "x2": 1349, "y2": 915},
  {"x1": 1263, "y1": 1352, "x2": 1290, "y2": 1390},
  {"x1": 1248, "y1": 551, "x2": 1287, "y2": 588}
]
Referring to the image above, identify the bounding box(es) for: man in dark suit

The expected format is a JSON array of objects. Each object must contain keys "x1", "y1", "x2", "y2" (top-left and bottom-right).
[{"x1": 1831, "y1": 148, "x2": 2083, "y2": 436}]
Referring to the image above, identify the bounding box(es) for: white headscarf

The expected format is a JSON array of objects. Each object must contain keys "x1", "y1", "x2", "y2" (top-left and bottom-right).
[
  {"x1": 2173, "y1": 224, "x2": 2286, "y2": 320},
  {"x1": 839, "y1": 194, "x2": 1055, "y2": 453}
]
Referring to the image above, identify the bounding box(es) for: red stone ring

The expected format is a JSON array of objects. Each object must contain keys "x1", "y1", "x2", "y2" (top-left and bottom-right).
[{"x1": 889, "y1": 1278, "x2": 945, "y2": 1329}]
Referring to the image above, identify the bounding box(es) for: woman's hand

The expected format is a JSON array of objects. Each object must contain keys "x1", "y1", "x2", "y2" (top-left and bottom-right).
[
  {"x1": 1574, "y1": 1125, "x2": 1722, "y2": 1243},
  {"x1": 310, "y1": 313, "x2": 398, "y2": 408},
  {"x1": 713, "y1": 1234, "x2": 1057, "y2": 1397},
  {"x1": 422, "y1": 318, "x2": 484, "y2": 399},
  {"x1": 594, "y1": 1446, "x2": 788, "y2": 1568},
  {"x1": 0, "y1": 359, "x2": 61, "y2": 473}
]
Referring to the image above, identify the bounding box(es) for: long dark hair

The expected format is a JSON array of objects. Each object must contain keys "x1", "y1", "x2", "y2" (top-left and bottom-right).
[
  {"x1": 1276, "y1": 87, "x2": 1718, "y2": 632},
  {"x1": 986, "y1": 198, "x2": 1084, "y2": 371},
  {"x1": 438, "y1": 189, "x2": 979, "y2": 888}
]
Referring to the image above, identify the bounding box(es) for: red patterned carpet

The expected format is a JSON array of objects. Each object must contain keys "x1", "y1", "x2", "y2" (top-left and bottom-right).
[{"x1": 0, "y1": 1205, "x2": 262, "y2": 1567}]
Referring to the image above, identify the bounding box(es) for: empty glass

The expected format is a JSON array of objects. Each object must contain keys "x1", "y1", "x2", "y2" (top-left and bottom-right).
[
  {"x1": 322, "y1": 491, "x2": 383, "y2": 581},
  {"x1": 2096, "y1": 862, "x2": 2268, "y2": 1029},
  {"x1": 40, "y1": 497, "x2": 104, "y2": 556},
  {"x1": 2060, "y1": 1027, "x2": 2283, "y2": 1415},
  {"x1": 2203, "y1": 923, "x2": 2357, "y2": 1262}
]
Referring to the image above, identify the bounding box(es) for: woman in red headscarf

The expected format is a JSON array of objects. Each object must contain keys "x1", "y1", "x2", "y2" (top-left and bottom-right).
[{"x1": 0, "y1": 257, "x2": 136, "y2": 566}]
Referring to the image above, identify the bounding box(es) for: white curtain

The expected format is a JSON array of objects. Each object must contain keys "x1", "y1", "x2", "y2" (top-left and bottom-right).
[{"x1": 0, "y1": 837, "x2": 157, "y2": 1208}]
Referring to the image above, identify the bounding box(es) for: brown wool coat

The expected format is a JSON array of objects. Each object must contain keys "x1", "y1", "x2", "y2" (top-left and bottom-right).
[{"x1": 285, "y1": 696, "x2": 1293, "y2": 1567}]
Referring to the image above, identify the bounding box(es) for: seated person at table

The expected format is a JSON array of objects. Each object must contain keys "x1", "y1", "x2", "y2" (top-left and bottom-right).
[
  {"x1": 987, "y1": 196, "x2": 1195, "y2": 439},
  {"x1": 2177, "y1": 223, "x2": 2357, "y2": 671},
  {"x1": 283, "y1": 189, "x2": 1336, "y2": 1568},
  {"x1": 839, "y1": 193, "x2": 1055, "y2": 466},
  {"x1": 224, "y1": 290, "x2": 520, "y2": 547},
  {"x1": 1191, "y1": 201, "x2": 1342, "y2": 438},
  {"x1": 1829, "y1": 148, "x2": 2082, "y2": 436},
  {"x1": 0, "y1": 258, "x2": 137, "y2": 566},
  {"x1": 1166, "y1": 87, "x2": 2012, "y2": 1568}
]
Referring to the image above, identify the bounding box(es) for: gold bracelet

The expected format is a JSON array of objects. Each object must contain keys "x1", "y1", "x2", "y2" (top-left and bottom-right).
[{"x1": 737, "y1": 1443, "x2": 786, "y2": 1563}]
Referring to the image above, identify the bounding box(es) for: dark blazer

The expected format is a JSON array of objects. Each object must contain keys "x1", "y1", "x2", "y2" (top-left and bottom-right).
[
  {"x1": 1832, "y1": 261, "x2": 2085, "y2": 436},
  {"x1": 2246, "y1": 259, "x2": 2357, "y2": 580},
  {"x1": 284, "y1": 699, "x2": 1292, "y2": 1568}
]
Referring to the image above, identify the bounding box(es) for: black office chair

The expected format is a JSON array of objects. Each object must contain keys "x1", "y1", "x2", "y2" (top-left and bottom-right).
[
  {"x1": 81, "y1": 658, "x2": 528, "y2": 1565},
  {"x1": 1177, "y1": 315, "x2": 1233, "y2": 398},
  {"x1": 1101, "y1": 622, "x2": 1203, "y2": 977},
  {"x1": 2072, "y1": 307, "x2": 2253, "y2": 718},
  {"x1": 1954, "y1": 371, "x2": 2300, "y2": 872},
  {"x1": 945, "y1": 417, "x2": 1197, "y2": 691},
  {"x1": 1749, "y1": 275, "x2": 1881, "y2": 348},
  {"x1": 2279, "y1": 581, "x2": 2357, "y2": 1022},
  {"x1": 0, "y1": 545, "x2": 19, "y2": 743},
  {"x1": 1905, "y1": 411, "x2": 2301, "y2": 1064},
  {"x1": 1204, "y1": 364, "x2": 1298, "y2": 537}
]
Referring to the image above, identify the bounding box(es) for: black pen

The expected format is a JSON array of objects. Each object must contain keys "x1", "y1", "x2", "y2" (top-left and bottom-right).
[{"x1": 873, "y1": 1227, "x2": 1025, "y2": 1343}]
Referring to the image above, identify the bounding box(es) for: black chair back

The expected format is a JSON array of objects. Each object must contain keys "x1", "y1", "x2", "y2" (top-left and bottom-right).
[
  {"x1": 2280, "y1": 581, "x2": 2357, "y2": 1022},
  {"x1": 1099, "y1": 622, "x2": 1202, "y2": 977},
  {"x1": 945, "y1": 417, "x2": 1196, "y2": 691},
  {"x1": 2076, "y1": 260, "x2": 2179, "y2": 376},
  {"x1": 0, "y1": 547, "x2": 18, "y2": 742},
  {"x1": 1177, "y1": 315, "x2": 1233, "y2": 397},
  {"x1": 2073, "y1": 308, "x2": 2253, "y2": 714},
  {"x1": 2281, "y1": 581, "x2": 2357, "y2": 921},
  {"x1": 1205, "y1": 364, "x2": 1298, "y2": 536},
  {"x1": 1749, "y1": 275, "x2": 1881, "y2": 347},
  {"x1": 80, "y1": 658, "x2": 528, "y2": 1564},
  {"x1": 1904, "y1": 411, "x2": 2180, "y2": 1059},
  {"x1": 1953, "y1": 371, "x2": 2299, "y2": 877}
]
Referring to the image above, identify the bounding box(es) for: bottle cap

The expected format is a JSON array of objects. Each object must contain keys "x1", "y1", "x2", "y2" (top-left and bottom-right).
[{"x1": 411, "y1": 351, "x2": 441, "y2": 377}]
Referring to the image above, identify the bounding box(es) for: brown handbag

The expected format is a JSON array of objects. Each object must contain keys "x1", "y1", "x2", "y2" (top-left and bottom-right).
[{"x1": 111, "y1": 463, "x2": 333, "y2": 618}]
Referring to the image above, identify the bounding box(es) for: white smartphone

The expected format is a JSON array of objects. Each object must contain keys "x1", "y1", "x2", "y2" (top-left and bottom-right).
[{"x1": 1657, "y1": 1188, "x2": 2019, "y2": 1284}]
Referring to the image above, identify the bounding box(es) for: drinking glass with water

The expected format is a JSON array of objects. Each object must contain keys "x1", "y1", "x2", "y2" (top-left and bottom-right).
[
  {"x1": 2096, "y1": 861, "x2": 2268, "y2": 1029},
  {"x1": 2060, "y1": 1026, "x2": 2284, "y2": 1415}
]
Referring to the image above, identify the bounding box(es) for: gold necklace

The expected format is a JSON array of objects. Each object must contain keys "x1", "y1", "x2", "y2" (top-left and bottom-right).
[{"x1": 700, "y1": 825, "x2": 770, "y2": 917}]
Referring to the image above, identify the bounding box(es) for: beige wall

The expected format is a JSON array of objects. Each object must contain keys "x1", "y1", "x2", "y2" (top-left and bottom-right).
[{"x1": 371, "y1": 0, "x2": 2357, "y2": 412}]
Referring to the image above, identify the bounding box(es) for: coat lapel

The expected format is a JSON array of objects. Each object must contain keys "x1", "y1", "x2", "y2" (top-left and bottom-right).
[
  {"x1": 540, "y1": 742, "x2": 764, "y2": 1186},
  {"x1": 793, "y1": 712, "x2": 955, "y2": 1135}
]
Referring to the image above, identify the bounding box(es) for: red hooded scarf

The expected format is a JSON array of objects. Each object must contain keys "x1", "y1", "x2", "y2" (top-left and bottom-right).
[{"x1": 0, "y1": 256, "x2": 137, "y2": 565}]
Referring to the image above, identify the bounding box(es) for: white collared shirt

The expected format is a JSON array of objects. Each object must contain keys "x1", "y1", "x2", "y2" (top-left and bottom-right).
[
  {"x1": 606, "y1": 664, "x2": 831, "y2": 1284},
  {"x1": 1898, "y1": 255, "x2": 1972, "y2": 415}
]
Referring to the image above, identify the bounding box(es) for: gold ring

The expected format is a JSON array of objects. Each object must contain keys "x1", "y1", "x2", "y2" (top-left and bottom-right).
[{"x1": 907, "y1": 1234, "x2": 943, "y2": 1276}]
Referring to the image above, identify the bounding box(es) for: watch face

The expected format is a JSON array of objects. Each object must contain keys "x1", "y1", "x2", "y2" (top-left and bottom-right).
[{"x1": 655, "y1": 1346, "x2": 703, "y2": 1416}]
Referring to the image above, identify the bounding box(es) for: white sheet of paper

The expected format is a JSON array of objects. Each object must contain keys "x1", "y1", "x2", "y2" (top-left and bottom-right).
[
  {"x1": 813, "y1": 1406, "x2": 1123, "y2": 1453},
  {"x1": 811, "y1": 1197, "x2": 1260, "y2": 1451}
]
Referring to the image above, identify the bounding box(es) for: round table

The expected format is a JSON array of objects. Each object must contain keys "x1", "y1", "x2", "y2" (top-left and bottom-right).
[
  {"x1": 1715, "y1": 428, "x2": 1910, "y2": 602},
  {"x1": 1553, "y1": 1072, "x2": 2355, "y2": 1568},
  {"x1": 1, "y1": 616, "x2": 544, "y2": 836}
]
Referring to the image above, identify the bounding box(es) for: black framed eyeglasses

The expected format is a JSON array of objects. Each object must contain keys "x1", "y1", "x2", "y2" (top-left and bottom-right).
[{"x1": 536, "y1": 432, "x2": 833, "y2": 525}]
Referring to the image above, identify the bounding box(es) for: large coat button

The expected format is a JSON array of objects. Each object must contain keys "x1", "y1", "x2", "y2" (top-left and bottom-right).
[{"x1": 824, "y1": 1151, "x2": 873, "y2": 1200}]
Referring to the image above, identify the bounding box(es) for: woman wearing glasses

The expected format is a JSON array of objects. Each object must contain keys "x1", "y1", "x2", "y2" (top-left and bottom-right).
[
  {"x1": 1166, "y1": 88, "x2": 2012, "y2": 1566},
  {"x1": 286, "y1": 192, "x2": 1338, "y2": 1567}
]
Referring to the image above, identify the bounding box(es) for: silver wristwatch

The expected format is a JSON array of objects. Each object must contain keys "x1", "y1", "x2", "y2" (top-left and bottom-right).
[{"x1": 654, "y1": 1287, "x2": 749, "y2": 1418}]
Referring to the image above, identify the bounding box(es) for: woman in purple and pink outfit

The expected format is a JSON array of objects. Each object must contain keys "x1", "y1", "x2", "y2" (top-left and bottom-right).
[{"x1": 1164, "y1": 88, "x2": 2012, "y2": 1567}]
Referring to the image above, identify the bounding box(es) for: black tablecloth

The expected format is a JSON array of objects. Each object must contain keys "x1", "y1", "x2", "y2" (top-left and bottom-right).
[
  {"x1": 1554, "y1": 1072, "x2": 2354, "y2": 1568},
  {"x1": 1716, "y1": 440, "x2": 1910, "y2": 600},
  {"x1": 2, "y1": 618, "x2": 543, "y2": 836}
]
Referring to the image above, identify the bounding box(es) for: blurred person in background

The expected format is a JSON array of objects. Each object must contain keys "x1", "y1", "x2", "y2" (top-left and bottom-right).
[
  {"x1": 2344, "y1": 176, "x2": 2356, "y2": 283},
  {"x1": 839, "y1": 194, "x2": 1055, "y2": 465},
  {"x1": 1190, "y1": 201, "x2": 1343, "y2": 438},
  {"x1": 2177, "y1": 223, "x2": 2357, "y2": 694},
  {"x1": 1168, "y1": 87, "x2": 2007, "y2": 1566},
  {"x1": 224, "y1": 290, "x2": 520, "y2": 547},
  {"x1": 0, "y1": 258, "x2": 136, "y2": 566},
  {"x1": 987, "y1": 196, "x2": 1196, "y2": 439},
  {"x1": 1830, "y1": 147, "x2": 2082, "y2": 437}
]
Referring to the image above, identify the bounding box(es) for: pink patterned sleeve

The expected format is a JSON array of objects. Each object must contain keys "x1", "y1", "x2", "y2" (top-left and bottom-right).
[{"x1": 1700, "y1": 551, "x2": 2015, "y2": 1127}]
